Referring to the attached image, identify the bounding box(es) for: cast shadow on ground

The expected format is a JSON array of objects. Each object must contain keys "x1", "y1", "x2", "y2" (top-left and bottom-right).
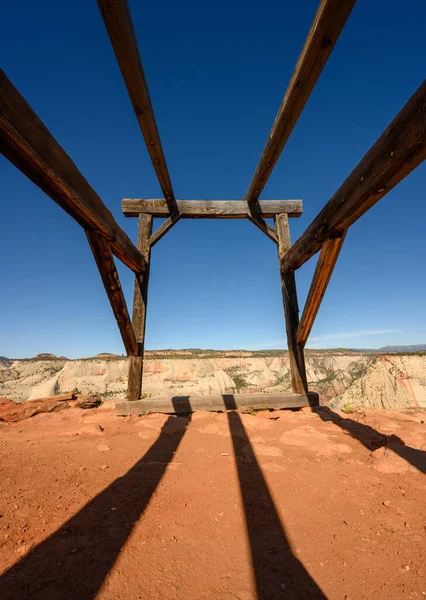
[
  {"x1": 317, "y1": 406, "x2": 426, "y2": 474},
  {"x1": 223, "y1": 395, "x2": 327, "y2": 599},
  {"x1": 1, "y1": 396, "x2": 328, "y2": 600},
  {"x1": 0, "y1": 411, "x2": 192, "y2": 600}
]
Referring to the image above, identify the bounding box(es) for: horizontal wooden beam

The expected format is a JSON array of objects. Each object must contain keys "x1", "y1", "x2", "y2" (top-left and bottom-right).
[
  {"x1": 0, "y1": 70, "x2": 146, "y2": 274},
  {"x1": 297, "y1": 232, "x2": 346, "y2": 345},
  {"x1": 116, "y1": 392, "x2": 319, "y2": 415},
  {"x1": 86, "y1": 231, "x2": 137, "y2": 356},
  {"x1": 245, "y1": 0, "x2": 356, "y2": 205},
  {"x1": 123, "y1": 199, "x2": 303, "y2": 218},
  {"x1": 281, "y1": 80, "x2": 426, "y2": 273},
  {"x1": 97, "y1": 0, "x2": 180, "y2": 221}
]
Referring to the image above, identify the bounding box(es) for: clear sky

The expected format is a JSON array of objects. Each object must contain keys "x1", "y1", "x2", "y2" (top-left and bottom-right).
[{"x1": 1, "y1": 0, "x2": 425, "y2": 358}]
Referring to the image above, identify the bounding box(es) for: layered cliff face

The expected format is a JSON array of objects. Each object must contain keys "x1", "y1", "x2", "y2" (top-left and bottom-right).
[{"x1": 0, "y1": 353, "x2": 425, "y2": 410}]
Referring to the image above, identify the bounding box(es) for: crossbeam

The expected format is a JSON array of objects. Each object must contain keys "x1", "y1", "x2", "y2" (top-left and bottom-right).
[
  {"x1": 0, "y1": 70, "x2": 146, "y2": 274},
  {"x1": 281, "y1": 80, "x2": 426, "y2": 273},
  {"x1": 97, "y1": 0, "x2": 180, "y2": 222},
  {"x1": 245, "y1": 0, "x2": 356, "y2": 206},
  {"x1": 122, "y1": 199, "x2": 303, "y2": 218}
]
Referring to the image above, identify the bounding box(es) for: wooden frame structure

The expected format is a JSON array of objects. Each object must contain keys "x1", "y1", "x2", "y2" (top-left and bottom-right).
[{"x1": 1, "y1": 0, "x2": 425, "y2": 413}]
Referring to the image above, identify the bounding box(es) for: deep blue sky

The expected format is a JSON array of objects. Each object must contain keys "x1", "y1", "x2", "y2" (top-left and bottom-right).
[{"x1": 1, "y1": 0, "x2": 425, "y2": 358}]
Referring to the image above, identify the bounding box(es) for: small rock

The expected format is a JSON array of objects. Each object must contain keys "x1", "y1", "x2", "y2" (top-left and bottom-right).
[
  {"x1": 76, "y1": 395, "x2": 102, "y2": 409},
  {"x1": 383, "y1": 501, "x2": 390, "y2": 508},
  {"x1": 97, "y1": 444, "x2": 111, "y2": 452},
  {"x1": 111, "y1": 507, "x2": 116, "y2": 511},
  {"x1": 221, "y1": 452, "x2": 230, "y2": 456},
  {"x1": 100, "y1": 464, "x2": 109, "y2": 470}
]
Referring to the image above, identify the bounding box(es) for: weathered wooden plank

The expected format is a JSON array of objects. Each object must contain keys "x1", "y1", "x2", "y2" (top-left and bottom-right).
[
  {"x1": 0, "y1": 70, "x2": 146, "y2": 274},
  {"x1": 282, "y1": 80, "x2": 426, "y2": 273},
  {"x1": 149, "y1": 217, "x2": 176, "y2": 247},
  {"x1": 97, "y1": 0, "x2": 180, "y2": 221},
  {"x1": 128, "y1": 215, "x2": 153, "y2": 400},
  {"x1": 275, "y1": 214, "x2": 308, "y2": 394},
  {"x1": 122, "y1": 199, "x2": 303, "y2": 218},
  {"x1": 245, "y1": 0, "x2": 356, "y2": 205},
  {"x1": 116, "y1": 392, "x2": 319, "y2": 415},
  {"x1": 297, "y1": 233, "x2": 346, "y2": 345},
  {"x1": 27, "y1": 393, "x2": 77, "y2": 403},
  {"x1": 247, "y1": 209, "x2": 279, "y2": 243},
  {"x1": 86, "y1": 231, "x2": 137, "y2": 356}
]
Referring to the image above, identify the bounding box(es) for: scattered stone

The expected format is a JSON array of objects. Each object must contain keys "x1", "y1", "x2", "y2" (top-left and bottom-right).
[
  {"x1": 371, "y1": 446, "x2": 417, "y2": 474},
  {"x1": 383, "y1": 500, "x2": 390, "y2": 508},
  {"x1": 96, "y1": 444, "x2": 111, "y2": 452},
  {"x1": 221, "y1": 452, "x2": 230, "y2": 456},
  {"x1": 100, "y1": 464, "x2": 109, "y2": 470},
  {"x1": 76, "y1": 396, "x2": 102, "y2": 410}
]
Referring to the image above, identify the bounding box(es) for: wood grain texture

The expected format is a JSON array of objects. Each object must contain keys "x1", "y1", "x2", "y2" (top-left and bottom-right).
[
  {"x1": 128, "y1": 215, "x2": 153, "y2": 401},
  {"x1": 275, "y1": 214, "x2": 308, "y2": 394},
  {"x1": 247, "y1": 208, "x2": 279, "y2": 243},
  {"x1": 86, "y1": 231, "x2": 137, "y2": 356},
  {"x1": 28, "y1": 393, "x2": 77, "y2": 403},
  {"x1": 149, "y1": 217, "x2": 176, "y2": 247},
  {"x1": 97, "y1": 0, "x2": 179, "y2": 221},
  {"x1": 122, "y1": 199, "x2": 303, "y2": 218},
  {"x1": 282, "y1": 80, "x2": 426, "y2": 272},
  {"x1": 116, "y1": 392, "x2": 319, "y2": 415},
  {"x1": 297, "y1": 232, "x2": 346, "y2": 345},
  {"x1": 245, "y1": 0, "x2": 356, "y2": 205},
  {"x1": 0, "y1": 70, "x2": 146, "y2": 274}
]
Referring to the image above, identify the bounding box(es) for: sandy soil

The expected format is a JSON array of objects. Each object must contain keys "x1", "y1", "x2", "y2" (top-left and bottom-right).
[{"x1": 0, "y1": 403, "x2": 425, "y2": 599}]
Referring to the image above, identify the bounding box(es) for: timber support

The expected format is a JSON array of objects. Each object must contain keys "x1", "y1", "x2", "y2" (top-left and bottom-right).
[
  {"x1": 2, "y1": 0, "x2": 425, "y2": 412},
  {"x1": 127, "y1": 215, "x2": 153, "y2": 401},
  {"x1": 275, "y1": 214, "x2": 308, "y2": 394}
]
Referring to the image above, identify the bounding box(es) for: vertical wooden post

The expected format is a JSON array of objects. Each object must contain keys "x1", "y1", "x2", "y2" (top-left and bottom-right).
[
  {"x1": 275, "y1": 213, "x2": 308, "y2": 394},
  {"x1": 127, "y1": 214, "x2": 153, "y2": 401}
]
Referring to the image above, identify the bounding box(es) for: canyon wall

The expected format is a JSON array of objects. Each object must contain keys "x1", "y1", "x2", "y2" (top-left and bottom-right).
[{"x1": 1, "y1": 352, "x2": 426, "y2": 410}]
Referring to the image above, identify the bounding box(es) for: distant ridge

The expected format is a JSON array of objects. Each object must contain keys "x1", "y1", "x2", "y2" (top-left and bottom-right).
[
  {"x1": 377, "y1": 344, "x2": 426, "y2": 353},
  {"x1": 2, "y1": 344, "x2": 426, "y2": 361}
]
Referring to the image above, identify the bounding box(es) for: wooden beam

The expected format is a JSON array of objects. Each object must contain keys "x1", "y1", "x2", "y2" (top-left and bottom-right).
[
  {"x1": 245, "y1": 0, "x2": 356, "y2": 205},
  {"x1": 275, "y1": 214, "x2": 308, "y2": 394},
  {"x1": 122, "y1": 199, "x2": 303, "y2": 218},
  {"x1": 128, "y1": 215, "x2": 153, "y2": 401},
  {"x1": 149, "y1": 217, "x2": 176, "y2": 247},
  {"x1": 116, "y1": 392, "x2": 319, "y2": 415},
  {"x1": 86, "y1": 232, "x2": 137, "y2": 356},
  {"x1": 282, "y1": 80, "x2": 426, "y2": 273},
  {"x1": 247, "y1": 210, "x2": 278, "y2": 244},
  {"x1": 0, "y1": 70, "x2": 146, "y2": 274},
  {"x1": 97, "y1": 0, "x2": 180, "y2": 222},
  {"x1": 297, "y1": 232, "x2": 346, "y2": 345}
]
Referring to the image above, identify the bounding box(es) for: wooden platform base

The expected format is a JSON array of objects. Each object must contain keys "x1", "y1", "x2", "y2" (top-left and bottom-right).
[{"x1": 115, "y1": 392, "x2": 319, "y2": 416}]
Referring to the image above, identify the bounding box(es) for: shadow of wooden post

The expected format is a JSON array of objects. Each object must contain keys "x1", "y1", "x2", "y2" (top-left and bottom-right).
[{"x1": 223, "y1": 396, "x2": 326, "y2": 599}]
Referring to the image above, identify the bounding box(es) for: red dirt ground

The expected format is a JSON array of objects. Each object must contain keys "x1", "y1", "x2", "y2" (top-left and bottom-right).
[{"x1": 0, "y1": 402, "x2": 425, "y2": 599}]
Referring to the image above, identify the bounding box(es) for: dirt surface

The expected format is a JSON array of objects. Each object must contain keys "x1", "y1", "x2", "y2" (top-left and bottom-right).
[{"x1": 0, "y1": 403, "x2": 425, "y2": 599}]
